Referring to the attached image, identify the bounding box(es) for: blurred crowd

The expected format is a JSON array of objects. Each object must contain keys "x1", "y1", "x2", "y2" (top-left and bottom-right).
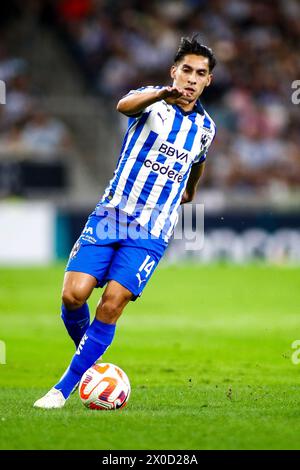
[
  {"x1": 51, "y1": 0, "x2": 300, "y2": 194},
  {"x1": 0, "y1": 45, "x2": 71, "y2": 162},
  {"x1": 0, "y1": 0, "x2": 72, "y2": 197}
]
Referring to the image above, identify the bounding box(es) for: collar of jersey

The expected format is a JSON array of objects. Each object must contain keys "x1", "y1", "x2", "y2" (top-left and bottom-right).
[{"x1": 172, "y1": 99, "x2": 204, "y2": 116}]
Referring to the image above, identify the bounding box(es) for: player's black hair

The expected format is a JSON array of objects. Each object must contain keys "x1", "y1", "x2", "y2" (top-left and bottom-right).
[{"x1": 174, "y1": 34, "x2": 216, "y2": 72}]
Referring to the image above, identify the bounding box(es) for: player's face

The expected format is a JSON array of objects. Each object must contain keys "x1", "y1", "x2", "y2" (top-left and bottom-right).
[{"x1": 170, "y1": 54, "x2": 212, "y2": 102}]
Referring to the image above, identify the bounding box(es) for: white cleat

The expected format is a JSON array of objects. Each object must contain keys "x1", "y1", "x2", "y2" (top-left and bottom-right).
[{"x1": 33, "y1": 388, "x2": 66, "y2": 409}]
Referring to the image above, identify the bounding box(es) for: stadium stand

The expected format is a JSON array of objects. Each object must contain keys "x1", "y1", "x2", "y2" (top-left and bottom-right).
[{"x1": 1, "y1": 0, "x2": 300, "y2": 203}]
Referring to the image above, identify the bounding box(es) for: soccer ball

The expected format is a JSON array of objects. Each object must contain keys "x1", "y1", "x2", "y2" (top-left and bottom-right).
[{"x1": 79, "y1": 363, "x2": 131, "y2": 410}]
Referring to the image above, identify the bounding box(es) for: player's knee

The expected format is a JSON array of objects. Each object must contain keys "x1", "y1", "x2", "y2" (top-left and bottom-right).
[
  {"x1": 98, "y1": 297, "x2": 124, "y2": 324},
  {"x1": 62, "y1": 288, "x2": 86, "y2": 310}
]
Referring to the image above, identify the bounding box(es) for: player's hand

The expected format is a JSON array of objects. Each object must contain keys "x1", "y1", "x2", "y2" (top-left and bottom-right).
[
  {"x1": 180, "y1": 190, "x2": 192, "y2": 204},
  {"x1": 158, "y1": 86, "x2": 192, "y2": 105}
]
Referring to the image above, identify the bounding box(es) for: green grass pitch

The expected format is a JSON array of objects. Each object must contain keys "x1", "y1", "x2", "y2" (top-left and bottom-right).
[{"x1": 0, "y1": 262, "x2": 299, "y2": 450}]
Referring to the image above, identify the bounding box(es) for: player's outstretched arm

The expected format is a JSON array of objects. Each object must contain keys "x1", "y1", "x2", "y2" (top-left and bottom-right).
[
  {"x1": 181, "y1": 162, "x2": 205, "y2": 204},
  {"x1": 116, "y1": 86, "x2": 192, "y2": 116}
]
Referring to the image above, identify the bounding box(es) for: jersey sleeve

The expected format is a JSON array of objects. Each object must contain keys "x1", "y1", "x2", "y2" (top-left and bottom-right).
[
  {"x1": 121, "y1": 86, "x2": 163, "y2": 118},
  {"x1": 124, "y1": 85, "x2": 163, "y2": 97}
]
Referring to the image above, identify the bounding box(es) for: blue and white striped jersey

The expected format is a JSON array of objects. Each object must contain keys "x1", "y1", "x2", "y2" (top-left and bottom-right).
[{"x1": 96, "y1": 86, "x2": 216, "y2": 243}]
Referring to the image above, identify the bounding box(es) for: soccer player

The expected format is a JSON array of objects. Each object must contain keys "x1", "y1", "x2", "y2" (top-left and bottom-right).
[{"x1": 34, "y1": 35, "x2": 217, "y2": 408}]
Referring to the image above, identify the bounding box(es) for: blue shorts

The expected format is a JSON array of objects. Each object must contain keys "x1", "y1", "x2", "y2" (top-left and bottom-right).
[{"x1": 65, "y1": 211, "x2": 167, "y2": 300}]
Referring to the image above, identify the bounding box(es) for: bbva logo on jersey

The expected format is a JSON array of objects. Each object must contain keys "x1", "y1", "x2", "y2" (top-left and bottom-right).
[{"x1": 158, "y1": 143, "x2": 189, "y2": 163}]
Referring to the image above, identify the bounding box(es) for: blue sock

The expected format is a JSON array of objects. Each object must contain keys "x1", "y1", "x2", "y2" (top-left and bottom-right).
[
  {"x1": 61, "y1": 303, "x2": 90, "y2": 348},
  {"x1": 54, "y1": 318, "x2": 116, "y2": 399}
]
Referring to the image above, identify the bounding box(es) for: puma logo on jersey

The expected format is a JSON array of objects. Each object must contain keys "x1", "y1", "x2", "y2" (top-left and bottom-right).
[{"x1": 157, "y1": 112, "x2": 167, "y2": 125}]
